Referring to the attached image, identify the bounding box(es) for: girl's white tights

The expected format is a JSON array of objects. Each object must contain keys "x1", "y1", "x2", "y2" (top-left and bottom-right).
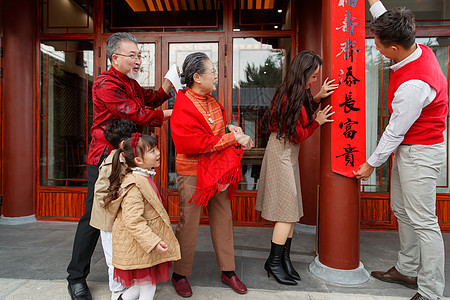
[{"x1": 121, "y1": 283, "x2": 156, "y2": 300}]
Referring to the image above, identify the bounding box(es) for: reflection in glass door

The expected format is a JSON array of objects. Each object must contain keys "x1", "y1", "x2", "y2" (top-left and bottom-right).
[
  {"x1": 166, "y1": 43, "x2": 219, "y2": 189},
  {"x1": 39, "y1": 41, "x2": 94, "y2": 187},
  {"x1": 232, "y1": 37, "x2": 291, "y2": 190}
]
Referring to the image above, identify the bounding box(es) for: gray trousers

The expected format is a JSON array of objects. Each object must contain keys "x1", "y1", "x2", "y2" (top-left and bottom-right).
[{"x1": 391, "y1": 143, "x2": 445, "y2": 300}]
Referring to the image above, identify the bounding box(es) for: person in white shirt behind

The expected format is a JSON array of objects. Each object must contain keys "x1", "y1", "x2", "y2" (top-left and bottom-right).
[{"x1": 355, "y1": 1, "x2": 448, "y2": 300}]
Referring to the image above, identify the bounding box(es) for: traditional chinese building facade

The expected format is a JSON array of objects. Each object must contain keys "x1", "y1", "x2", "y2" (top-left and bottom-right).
[{"x1": 0, "y1": 0, "x2": 449, "y2": 232}]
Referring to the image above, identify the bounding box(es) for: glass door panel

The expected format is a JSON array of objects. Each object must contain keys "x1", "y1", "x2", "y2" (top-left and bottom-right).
[
  {"x1": 166, "y1": 42, "x2": 219, "y2": 189},
  {"x1": 39, "y1": 40, "x2": 94, "y2": 187},
  {"x1": 232, "y1": 37, "x2": 291, "y2": 190}
]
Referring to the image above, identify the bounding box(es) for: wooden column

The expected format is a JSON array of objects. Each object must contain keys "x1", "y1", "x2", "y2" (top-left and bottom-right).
[
  {"x1": 318, "y1": 0, "x2": 360, "y2": 270},
  {"x1": 296, "y1": 1, "x2": 323, "y2": 226},
  {"x1": 309, "y1": 0, "x2": 368, "y2": 285},
  {"x1": 1, "y1": 0, "x2": 36, "y2": 220}
]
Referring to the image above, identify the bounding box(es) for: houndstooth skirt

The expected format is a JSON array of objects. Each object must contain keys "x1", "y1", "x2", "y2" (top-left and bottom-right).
[{"x1": 255, "y1": 132, "x2": 303, "y2": 222}]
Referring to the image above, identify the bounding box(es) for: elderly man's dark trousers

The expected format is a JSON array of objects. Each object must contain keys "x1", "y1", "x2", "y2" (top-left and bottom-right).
[{"x1": 67, "y1": 157, "x2": 104, "y2": 283}]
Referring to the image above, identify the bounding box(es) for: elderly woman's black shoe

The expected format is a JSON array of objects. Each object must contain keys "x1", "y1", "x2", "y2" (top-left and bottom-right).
[{"x1": 264, "y1": 241, "x2": 297, "y2": 285}]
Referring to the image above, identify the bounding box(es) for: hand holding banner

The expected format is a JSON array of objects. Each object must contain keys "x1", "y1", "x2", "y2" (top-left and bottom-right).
[{"x1": 164, "y1": 63, "x2": 183, "y2": 92}]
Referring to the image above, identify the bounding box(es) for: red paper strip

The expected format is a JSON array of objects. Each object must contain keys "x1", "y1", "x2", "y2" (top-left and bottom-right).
[{"x1": 330, "y1": 0, "x2": 366, "y2": 177}]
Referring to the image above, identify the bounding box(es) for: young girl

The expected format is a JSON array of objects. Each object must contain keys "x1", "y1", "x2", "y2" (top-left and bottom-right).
[
  {"x1": 255, "y1": 50, "x2": 337, "y2": 285},
  {"x1": 104, "y1": 133, "x2": 180, "y2": 300}
]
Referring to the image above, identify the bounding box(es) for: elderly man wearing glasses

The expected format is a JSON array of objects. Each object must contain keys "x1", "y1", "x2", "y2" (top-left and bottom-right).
[{"x1": 67, "y1": 32, "x2": 173, "y2": 300}]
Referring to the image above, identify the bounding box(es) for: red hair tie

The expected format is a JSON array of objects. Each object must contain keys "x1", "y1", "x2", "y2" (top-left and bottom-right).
[{"x1": 131, "y1": 132, "x2": 141, "y2": 157}]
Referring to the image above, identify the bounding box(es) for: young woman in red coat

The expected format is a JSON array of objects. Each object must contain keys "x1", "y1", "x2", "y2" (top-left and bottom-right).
[{"x1": 256, "y1": 50, "x2": 337, "y2": 285}]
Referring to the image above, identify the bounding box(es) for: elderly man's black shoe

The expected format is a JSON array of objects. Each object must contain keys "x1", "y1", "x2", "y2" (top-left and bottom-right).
[{"x1": 68, "y1": 282, "x2": 92, "y2": 300}]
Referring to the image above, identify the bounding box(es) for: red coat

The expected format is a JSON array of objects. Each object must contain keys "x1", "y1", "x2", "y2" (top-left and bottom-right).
[
  {"x1": 88, "y1": 66, "x2": 170, "y2": 165},
  {"x1": 171, "y1": 90, "x2": 243, "y2": 207},
  {"x1": 269, "y1": 96, "x2": 319, "y2": 144}
]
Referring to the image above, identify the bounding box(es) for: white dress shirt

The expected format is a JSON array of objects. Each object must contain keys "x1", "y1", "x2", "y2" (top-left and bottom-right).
[{"x1": 366, "y1": 1, "x2": 437, "y2": 167}]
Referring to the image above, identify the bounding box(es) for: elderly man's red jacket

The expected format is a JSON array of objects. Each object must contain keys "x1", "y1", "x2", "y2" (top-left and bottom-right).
[{"x1": 88, "y1": 66, "x2": 170, "y2": 165}]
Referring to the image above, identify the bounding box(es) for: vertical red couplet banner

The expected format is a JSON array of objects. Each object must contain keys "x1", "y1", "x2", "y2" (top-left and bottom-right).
[{"x1": 330, "y1": 0, "x2": 366, "y2": 177}]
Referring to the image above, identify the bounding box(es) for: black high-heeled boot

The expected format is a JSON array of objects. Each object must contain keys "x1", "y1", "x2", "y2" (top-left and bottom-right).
[
  {"x1": 264, "y1": 241, "x2": 297, "y2": 285},
  {"x1": 282, "y1": 237, "x2": 301, "y2": 280}
]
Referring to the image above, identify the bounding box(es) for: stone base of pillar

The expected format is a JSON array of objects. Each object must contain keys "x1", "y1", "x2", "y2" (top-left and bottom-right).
[
  {"x1": 309, "y1": 256, "x2": 370, "y2": 285},
  {"x1": 0, "y1": 215, "x2": 37, "y2": 225}
]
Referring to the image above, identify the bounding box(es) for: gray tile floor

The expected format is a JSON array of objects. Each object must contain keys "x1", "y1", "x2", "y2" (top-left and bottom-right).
[{"x1": 0, "y1": 221, "x2": 449, "y2": 299}]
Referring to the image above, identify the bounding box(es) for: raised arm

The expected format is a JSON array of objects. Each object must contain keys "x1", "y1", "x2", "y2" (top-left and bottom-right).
[
  {"x1": 367, "y1": 0, "x2": 387, "y2": 19},
  {"x1": 161, "y1": 78, "x2": 172, "y2": 96},
  {"x1": 368, "y1": 0, "x2": 379, "y2": 7}
]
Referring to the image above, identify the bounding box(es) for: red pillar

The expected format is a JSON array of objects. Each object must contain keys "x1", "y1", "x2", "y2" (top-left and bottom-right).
[
  {"x1": 1, "y1": 0, "x2": 36, "y2": 220},
  {"x1": 318, "y1": 0, "x2": 361, "y2": 270},
  {"x1": 296, "y1": 1, "x2": 322, "y2": 226}
]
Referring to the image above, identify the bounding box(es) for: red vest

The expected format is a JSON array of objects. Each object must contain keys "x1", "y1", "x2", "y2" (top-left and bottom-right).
[{"x1": 387, "y1": 44, "x2": 448, "y2": 145}]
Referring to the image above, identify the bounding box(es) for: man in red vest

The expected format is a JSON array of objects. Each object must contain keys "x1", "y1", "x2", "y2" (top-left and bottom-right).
[{"x1": 355, "y1": 1, "x2": 448, "y2": 300}]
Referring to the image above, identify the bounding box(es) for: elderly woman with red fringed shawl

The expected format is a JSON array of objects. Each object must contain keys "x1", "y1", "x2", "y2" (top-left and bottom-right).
[{"x1": 170, "y1": 52, "x2": 253, "y2": 297}]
